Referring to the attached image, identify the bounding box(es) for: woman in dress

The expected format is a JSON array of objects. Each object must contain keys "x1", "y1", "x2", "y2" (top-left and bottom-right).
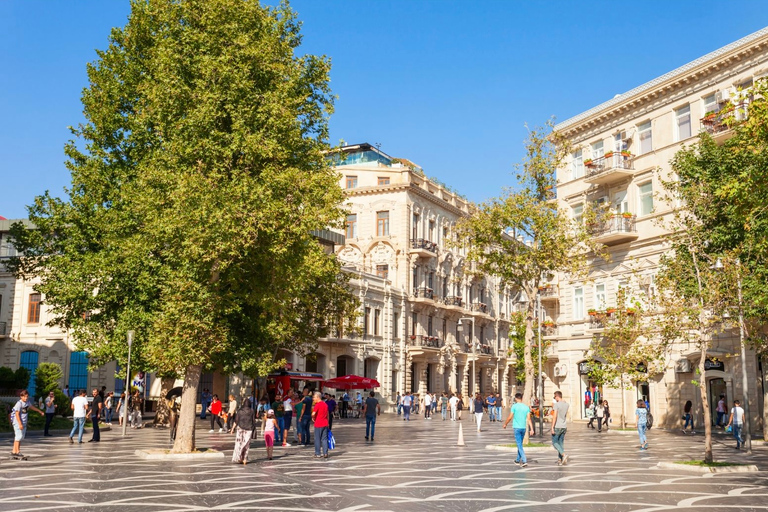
[
  {"x1": 116, "y1": 392, "x2": 126, "y2": 427},
  {"x1": 635, "y1": 399, "x2": 649, "y2": 450},
  {"x1": 230, "y1": 398, "x2": 255, "y2": 465},
  {"x1": 456, "y1": 393, "x2": 464, "y2": 420},
  {"x1": 263, "y1": 409, "x2": 278, "y2": 460}
]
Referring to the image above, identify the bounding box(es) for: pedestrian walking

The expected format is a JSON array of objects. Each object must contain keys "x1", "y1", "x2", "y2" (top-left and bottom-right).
[
  {"x1": 603, "y1": 400, "x2": 611, "y2": 431},
  {"x1": 104, "y1": 392, "x2": 114, "y2": 426},
  {"x1": 440, "y1": 392, "x2": 449, "y2": 420},
  {"x1": 636, "y1": 399, "x2": 649, "y2": 450},
  {"x1": 208, "y1": 394, "x2": 225, "y2": 433},
  {"x1": 270, "y1": 394, "x2": 284, "y2": 442},
  {"x1": 431, "y1": 392, "x2": 438, "y2": 415},
  {"x1": 230, "y1": 398, "x2": 255, "y2": 465},
  {"x1": 363, "y1": 391, "x2": 380, "y2": 441},
  {"x1": 449, "y1": 393, "x2": 458, "y2": 421},
  {"x1": 473, "y1": 393, "x2": 485, "y2": 432},
  {"x1": 682, "y1": 400, "x2": 695, "y2": 434},
  {"x1": 424, "y1": 392, "x2": 432, "y2": 419},
  {"x1": 725, "y1": 399, "x2": 745, "y2": 449},
  {"x1": 226, "y1": 394, "x2": 238, "y2": 432},
  {"x1": 129, "y1": 390, "x2": 143, "y2": 428},
  {"x1": 396, "y1": 391, "x2": 402, "y2": 416},
  {"x1": 503, "y1": 393, "x2": 534, "y2": 467},
  {"x1": 401, "y1": 392, "x2": 412, "y2": 421},
  {"x1": 281, "y1": 394, "x2": 292, "y2": 446},
  {"x1": 586, "y1": 401, "x2": 596, "y2": 429},
  {"x1": 88, "y1": 388, "x2": 103, "y2": 442},
  {"x1": 43, "y1": 391, "x2": 56, "y2": 436},
  {"x1": 200, "y1": 388, "x2": 212, "y2": 420},
  {"x1": 716, "y1": 395, "x2": 727, "y2": 427},
  {"x1": 312, "y1": 391, "x2": 330, "y2": 458},
  {"x1": 550, "y1": 391, "x2": 569, "y2": 466},
  {"x1": 487, "y1": 393, "x2": 497, "y2": 422},
  {"x1": 326, "y1": 394, "x2": 337, "y2": 431},
  {"x1": 595, "y1": 400, "x2": 606, "y2": 433},
  {"x1": 457, "y1": 393, "x2": 464, "y2": 420},
  {"x1": 341, "y1": 391, "x2": 350, "y2": 418},
  {"x1": 495, "y1": 393, "x2": 503, "y2": 424},
  {"x1": 69, "y1": 390, "x2": 89, "y2": 444},
  {"x1": 263, "y1": 409, "x2": 278, "y2": 460},
  {"x1": 10, "y1": 390, "x2": 44, "y2": 459},
  {"x1": 298, "y1": 388, "x2": 313, "y2": 446},
  {"x1": 116, "y1": 392, "x2": 126, "y2": 427}
]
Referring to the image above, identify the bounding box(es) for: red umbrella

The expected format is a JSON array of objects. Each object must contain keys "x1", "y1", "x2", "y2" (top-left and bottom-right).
[{"x1": 323, "y1": 375, "x2": 381, "y2": 390}]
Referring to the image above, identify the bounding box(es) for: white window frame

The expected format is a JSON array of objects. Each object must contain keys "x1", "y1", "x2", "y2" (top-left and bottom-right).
[
  {"x1": 591, "y1": 140, "x2": 604, "y2": 160},
  {"x1": 702, "y1": 94, "x2": 717, "y2": 117},
  {"x1": 595, "y1": 283, "x2": 606, "y2": 309},
  {"x1": 573, "y1": 287, "x2": 584, "y2": 321},
  {"x1": 572, "y1": 149, "x2": 584, "y2": 179},
  {"x1": 614, "y1": 190, "x2": 628, "y2": 214},
  {"x1": 638, "y1": 182, "x2": 654, "y2": 216},
  {"x1": 638, "y1": 121, "x2": 652, "y2": 155},
  {"x1": 675, "y1": 105, "x2": 692, "y2": 141},
  {"x1": 572, "y1": 203, "x2": 584, "y2": 225}
]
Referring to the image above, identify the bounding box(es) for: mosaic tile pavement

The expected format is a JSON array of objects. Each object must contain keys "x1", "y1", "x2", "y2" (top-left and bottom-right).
[{"x1": 2, "y1": 413, "x2": 768, "y2": 511}]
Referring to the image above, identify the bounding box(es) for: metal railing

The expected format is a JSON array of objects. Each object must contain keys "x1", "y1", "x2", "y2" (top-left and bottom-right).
[
  {"x1": 585, "y1": 154, "x2": 634, "y2": 179},
  {"x1": 539, "y1": 286, "x2": 558, "y2": 298},
  {"x1": 701, "y1": 103, "x2": 747, "y2": 135},
  {"x1": 590, "y1": 214, "x2": 637, "y2": 237},
  {"x1": 470, "y1": 302, "x2": 488, "y2": 314},
  {"x1": 442, "y1": 296, "x2": 463, "y2": 307},
  {"x1": 410, "y1": 334, "x2": 441, "y2": 348},
  {"x1": 410, "y1": 238, "x2": 438, "y2": 253},
  {"x1": 413, "y1": 287, "x2": 434, "y2": 300},
  {"x1": 479, "y1": 345, "x2": 494, "y2": 355},
  {"x1": 541, "y1": 325, "x2": 557, "y2": 337}
]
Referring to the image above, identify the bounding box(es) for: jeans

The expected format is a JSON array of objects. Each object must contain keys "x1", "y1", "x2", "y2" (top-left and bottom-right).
[
  {"x1": 397, "y1": 403, "x2": 402, "y2": 415},
  {"x1": 683, "y1": 413, "x2": 694, "y2": 430},
  {"x1": 70, "y1": 417, "x2": 85, "y2": 442},
  {"x1": 425, "y1": 406, "x2": 431, "y2": 419},
  {"x1": 201, "y1": 401, "x2": 210, "y2": 419},
  {"x1": 91, "y1": 415, "x2": 100, "y2": 441},
  {"x1": 733, "y1": 424, "x2": 743, "y2": 447},
  {"x1": 365, "y1": 415, "x2": 376, "y2": 438},
  {"x1": 314, "y1": 426, "x2": 329, "y2": 456},
  {"x1": 403, "y1": 405, "x2": 411, "y2": 421},
  {"x1": 300, "y1": 416, "x2": 311, "y2": 445},
  {"x1": 495, "y1": 406, "x2": 502, "y2": 422},
  {"x1": 105, "y1": 408, "x2": 113, "y2": 424},
  {"x1": 597, "y1": 417, "x2": 604, "y2": 431},
  {"x1": 638, "y1": 423, "x2": 647, "y2": 446},
  {"x1": 276, "y1": 417, "x2": 284, "y2": 443},
  {"x1": 716, "y1": 411, "x2": 725, "y2": 426},
  {"x1": 441, "y1": 407, "x2": 447, "y2": 420},
  {"x1": 514, "y1": 428, "x2": 527, "y2": 463},
  {"x1": 44, "y1": 413, "x2": 55, "y2": 435},
  {"x1": 552, "y1": 427, "x2": 567, "y2": 459}
]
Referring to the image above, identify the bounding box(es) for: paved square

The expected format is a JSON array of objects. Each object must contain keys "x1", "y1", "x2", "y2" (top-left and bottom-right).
[{"x1": 2, "y1": 414, "x2": 768, "y2": 511}]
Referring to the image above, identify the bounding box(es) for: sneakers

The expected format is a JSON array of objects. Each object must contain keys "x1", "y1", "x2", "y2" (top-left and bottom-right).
[
  {"x1": 208, "y1": 429, "x2": 214, "y2": 433},
  {"x1": 219, "y1": 428, "x2": 224, "y2": 432},
  {"x1": 557, "y1": 459, "x2": 563, "y2": 466},
  {"x1": 521, "y1": 462, "x2": 528, "y2": 468},
  {"x1": 370, "y1": 437, "x2": 374, "y2": 441},
  {"x1": 282, "y1": 443, "x2": 291, "y2": 447},
  {"x1": 514, "y1": 459, "x2": 521, "y2": 465},
  {"x1": 562, "y1": 455, "x2": 569, "y2": 465},
  {"x1": 365, "y1": 436, "x2": 369, "y2": 440}
]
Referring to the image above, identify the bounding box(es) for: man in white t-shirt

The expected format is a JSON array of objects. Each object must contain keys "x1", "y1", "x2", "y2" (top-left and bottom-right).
[
  {"x1": 449, "y1": 394, "x2": 459, "y2": 421},
  {"x1": 726, "y1": 399, "x2": 746, "y2": 449},
  {"x1": 401, "y1": 392, "x2": 413, "y2": 421},
  {"x1": 423, "y1": 392, "x2": 433, "y2": 420},
  {"x1": 69, "y1": 390, "x2": 89, "y2": 444}
]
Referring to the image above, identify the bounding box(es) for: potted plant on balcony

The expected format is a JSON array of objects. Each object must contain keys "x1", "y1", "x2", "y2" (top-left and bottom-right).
[
  {"x1": 604, "y1": 151, "x2": 615, "y2": 159},
  {"x1": 625, "y1": 307, "x2": 637, "y2": 316},
  {"x1": 702, "y1": 110, "x2": 717, "y2": 122},
  {"x1": 588, "y1": 308, "x2": 597, "y2": 316},
  {"x1": 620, "y1": 150, "x2": 632, "y2": 158},
  {"x1": 606, "y1": 306, "x2": 617, "y2": 315},
  {"x1": 621, "y1": 211, "x2": 633, "y2": 219},
  {"x1": 409, "y1": 335, "x2": 416, "y2": 340},
  {"x1": 542, "y1": 320, "x2": 555, "y2": 328},
  {"x1": 584, "y1": 158, "x2": 594, "y2": 167}
]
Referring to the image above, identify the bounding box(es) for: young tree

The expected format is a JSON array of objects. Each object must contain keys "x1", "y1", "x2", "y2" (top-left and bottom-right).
[
  {"x1": 34, "y1": 362, "x2": 64, "y2": 400},
  {"x1": 8, "y1": 0, "x2": 355, "y2": 453},
  {"x1": 455, "y1": 123, "x2": 602, "y2": 407}
]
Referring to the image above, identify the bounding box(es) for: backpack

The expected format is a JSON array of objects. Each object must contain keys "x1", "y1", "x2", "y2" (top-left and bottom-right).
[{"x1": 646, "y1": 412, "x2": 654, "y2": 429}]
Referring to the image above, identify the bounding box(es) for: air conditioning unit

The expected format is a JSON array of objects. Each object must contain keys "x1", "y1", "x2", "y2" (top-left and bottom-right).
[
  {"x1": 675, "y1": 358, "x2": 692, "y2": 373},
  {"x1": 596, "y1": 196, "x2": 610, "y2": 208},
  {"x1": 553, "y1": 363, "x2": 568, "y2": 377}
]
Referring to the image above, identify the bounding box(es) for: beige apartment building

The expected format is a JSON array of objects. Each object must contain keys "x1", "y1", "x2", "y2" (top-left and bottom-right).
[
  {"x1": 548, "y1": 27, "x2": 768, "y2": 429},
  {"x1": 317, "y1": 143, "x2": 518, "y2": 409}
]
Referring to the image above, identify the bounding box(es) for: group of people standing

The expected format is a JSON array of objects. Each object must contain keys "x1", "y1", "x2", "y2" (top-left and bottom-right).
[{"x1": 397, "y1": 391, "x2": 508, "y2": 425}]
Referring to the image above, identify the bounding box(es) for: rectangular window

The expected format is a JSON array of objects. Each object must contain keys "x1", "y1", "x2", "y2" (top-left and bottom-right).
[
  {"x1": 702, "y1": 94, "x2": 717, "y2": 117},
  {"x1": 428, "y1": 316, "x2": 433, "y2": 336},
  {"x1": 676, "y1": 105, "x2": 692, "y2": 141},
  {"x1": 573, "y1": 287, "x2": 584, "y2": 320},
  {"x1": 345, "y1": 176, "x2": 358, "y2": 189},
  {"x1": 412, "y1": 213, "x2": 419, "y2": 239},
  {"x1": 595, "y1": 284, "x2": 606, "y2": 309},
  {"x1": 638, "y1": 121, "x2": 652, "y2": 155},
  {"x1": 376, "y1": 264, "x2": 389, "y2": 280},
  {"x1": 393, "y1": 312, "x2": 400, "y2": 339},
  {"x1": 345, "y1": 214, "x2": 357, "y2": 239},
  {"x1": 377, "y1": 176, "x2": 390, "y2": 186},
  {"x1": 28, "y1": 293, "x2": 41, "y2": 323},
  {"x1": 573, "y1": 203, "x2": 584, "y2": 225},
  {"x1": 428, "y1": 220, "x2": 435, "y2": 241},
  {"x1": 428, "y1": 272, "x2": 434, "y2": 290},
  {"x1": 374, "y1": 309, "x2": 381, "y2": 336},
  {"x1": 411, "y1": 312, "x2": 417, "y2": 336},
  {"x1": 412, "y1": 267, "x2": 418, "y2": 288},
  {"x1": 572, "y1": 149, "x2": 584, "y2": 179},
  {"x1": 442, "y1": 319, "x2": 447, "y2": 340},
  {"x1": 591, "y1": 140, "x2": 604, "y2": 160},
  {"x1": 614, "y1": 190, "x2": 628, "y2": 214},
  {"x1": 364, "y1": 307, "x2": 371, "y2": 334},
  {"x1": 376, "y1": 211, "x2": 389, "y2": 236},
  {"x1": 639, "y1": 182, "x2": 654, "y2": 216}
]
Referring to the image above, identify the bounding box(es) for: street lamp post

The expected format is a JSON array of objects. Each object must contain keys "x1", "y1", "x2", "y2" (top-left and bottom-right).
[
  {"x1": 458, "y1": 318, "x2": 475, "y2": 396},
  {"x1": 122, "y1": 330, "x2": 134, "y2": 437},
  {"x1": 537, "y1": 293, "x2": 543, "y2": 437}
]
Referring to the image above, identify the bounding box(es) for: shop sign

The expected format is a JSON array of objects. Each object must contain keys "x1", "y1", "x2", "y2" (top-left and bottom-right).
[{"x1": 704, "y1": 358, "x2": 725, "y2": 371}]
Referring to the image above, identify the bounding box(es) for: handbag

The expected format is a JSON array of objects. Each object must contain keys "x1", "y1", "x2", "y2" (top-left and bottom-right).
[
  {"x1": 726, "y1": 425, "x2": 733, "y2": 433},
  {"x1": 328, "y1": 429, "x2": 336, "y2": 450}
]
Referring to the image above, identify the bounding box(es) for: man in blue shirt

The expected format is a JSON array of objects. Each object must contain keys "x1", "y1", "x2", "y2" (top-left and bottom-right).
[
  {"x1": 503, "y1": 392, "x2": 534, "y2": 467},
  {"x1": 487, "y1": 394, "x2": 497, "y2": 422}
]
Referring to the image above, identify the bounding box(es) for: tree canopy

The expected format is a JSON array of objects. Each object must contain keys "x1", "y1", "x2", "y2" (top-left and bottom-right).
[{"x1": 8, "y1": 0, "x2": 356, "y2": 451}]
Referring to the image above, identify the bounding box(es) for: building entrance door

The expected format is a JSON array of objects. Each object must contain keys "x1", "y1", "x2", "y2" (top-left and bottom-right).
[{"x1": 709, "y1": 378, "x2": 727, "y2": 426}]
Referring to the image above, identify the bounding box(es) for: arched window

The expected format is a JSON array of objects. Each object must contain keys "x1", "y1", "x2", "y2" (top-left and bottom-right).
[
  {"x1": 68, "y1": 351, "x2": 89, "y2": 395},
  {"x1": 19, "y1": 350, "x2": 39, "y2": 396}
]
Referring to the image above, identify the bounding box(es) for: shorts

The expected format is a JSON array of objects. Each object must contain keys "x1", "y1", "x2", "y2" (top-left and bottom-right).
[
  {"x1": 264, "y1": 431, "x2": 275, "y2": 447},
  {"x1": 13, "y1": 423, "x2": 26, "y2": 442}
]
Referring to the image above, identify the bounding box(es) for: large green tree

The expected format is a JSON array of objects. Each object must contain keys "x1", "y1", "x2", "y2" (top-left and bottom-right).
[
  {"x1": 454, "y1": 123, "x2": 602, "y2": 407},
  {"x1": 8, "y1": 0, "x2": 356, "y2": 453}
]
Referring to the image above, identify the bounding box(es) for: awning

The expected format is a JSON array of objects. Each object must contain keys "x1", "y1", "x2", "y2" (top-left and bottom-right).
[{"x1": 267, "y1": 371, "x2": 325, "y2": 381}]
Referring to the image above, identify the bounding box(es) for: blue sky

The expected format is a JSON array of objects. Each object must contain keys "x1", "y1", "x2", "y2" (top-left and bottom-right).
[{"x1": 2, "y1": 1, "x2": 768, "y2": 219}]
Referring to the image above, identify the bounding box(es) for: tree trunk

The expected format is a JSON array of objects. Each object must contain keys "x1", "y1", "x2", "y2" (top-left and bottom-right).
[
  {"x1": 699, "y1": 346, "x2": 713, "y2": 463},
  {"x1": 762, "y1": 355, "x2": 768, "y2": 443},
  {"x1": 522, "y1": 299, "x2": 535, "y2": 406},
  {"x1": 153, "y1": 376, "x2": 177, "y2": 426},
  {"x1": 171, "y1": 364, "x2": 202, "y2": 453},
  {"x1": 620, "y1": 374, "x2": 626, "y2": 429}
]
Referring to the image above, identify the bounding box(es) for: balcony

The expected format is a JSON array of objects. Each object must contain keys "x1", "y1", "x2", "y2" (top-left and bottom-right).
[
  {"x1": 478, "y1": 344, "x2": 494, "y2": 356},
  {"x1": 442, "y1": 295, "x2": 464, "y2": 309},
  {"x1": 538, "y1": 286, "x2": 559, "y2": 302},
  {"x1": 410, "y1": 238, "x2": 438, "y2": 258},
  {"x1": 470, "y1": 302, "x2": 488, "y2": 314},
  {"x1": 410, "y1": 334, "x2": 441, "y2": 349},
  {"x1": 583, "y1": 154, "x2": 634, "y2": 185},
  {"x1": 412, "y1": 287, "x2": 434, "y2": 302},
  {"x1": 541, "y1": 324, "x2": 557, "y2": 337},
  {"x1": 0, "y1": 321, "x2": 6, "y2": 338},
  {"x1": 590, "y1": 214, "x2": 638, "y2": 246},
  {"x1": 701, "y1": 104, "x2": 746, "y2": 144}
]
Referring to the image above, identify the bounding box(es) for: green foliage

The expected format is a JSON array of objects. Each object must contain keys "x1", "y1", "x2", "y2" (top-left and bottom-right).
[
  {"x1": 53, "y1": 388, "x2": 72, "y2": 417},
  {"x1": 0, "y1": 367, "x2": 15, "y2": 391},
  {"x1": 509, "y1": 312, "x2": 547, "y2": 382},
  {"x1": 35, "y1": 362, "x2": 64, "y2": 399},
  {"x1": 13, "y1": 368, "x2": 30, "y2": 392}
]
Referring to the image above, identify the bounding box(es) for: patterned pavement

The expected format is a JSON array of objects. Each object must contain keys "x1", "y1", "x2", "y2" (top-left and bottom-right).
[{"x1": 1, "y1": 412, "x2": 768, "y2": 511}]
